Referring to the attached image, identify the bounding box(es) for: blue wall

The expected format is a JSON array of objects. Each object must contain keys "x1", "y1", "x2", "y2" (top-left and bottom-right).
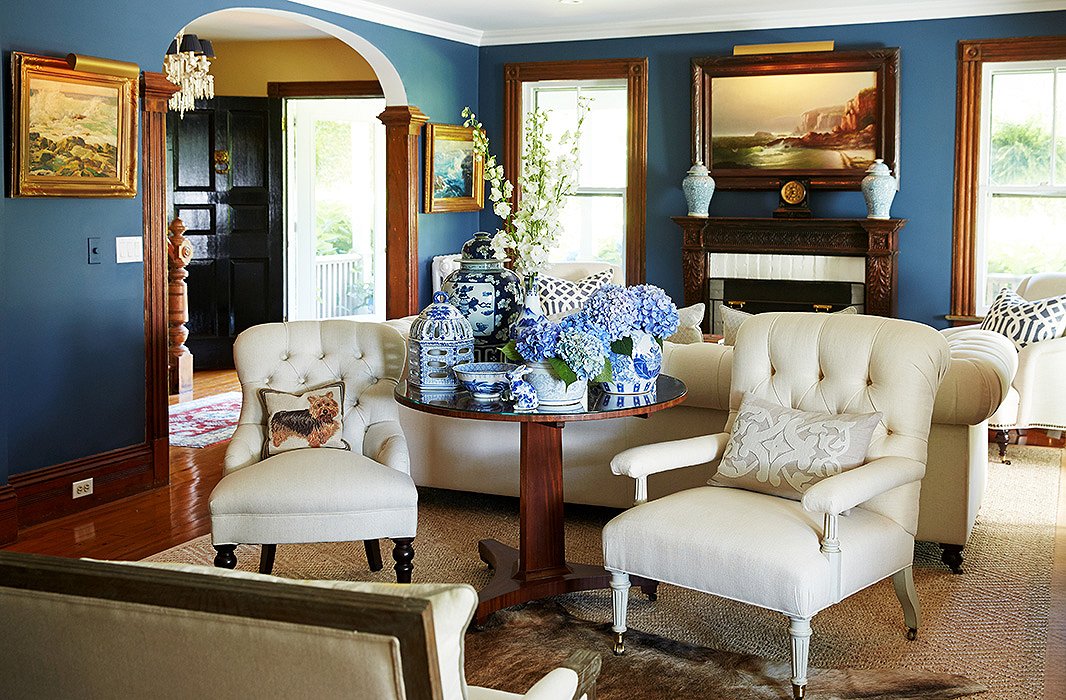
[
  {"x1": 0, "y1": 0, "x2": 479, "y2": 484},
  {"x1": 478, "y1": 11, "x2": 1066, "y2": 325}
]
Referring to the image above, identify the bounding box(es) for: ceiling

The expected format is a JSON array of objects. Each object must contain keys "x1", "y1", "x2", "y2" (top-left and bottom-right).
[{"x1": 185, "y1": 1, "x2": 1066, "y2": 46}]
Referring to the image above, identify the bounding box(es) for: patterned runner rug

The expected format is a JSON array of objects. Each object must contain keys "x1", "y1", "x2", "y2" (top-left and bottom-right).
[
  {"x1": 146, "y1": 445, "x2": 1062, "y2": 698},
  {"x1": 168, "y1": 392, "x2": 241, "y2": 448}
]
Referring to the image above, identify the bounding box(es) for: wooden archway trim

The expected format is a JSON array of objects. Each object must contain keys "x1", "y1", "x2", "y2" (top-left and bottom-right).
[
  {"x1": 142, "y1": 71, "x2": 180, "y2": 481},
  {"x1": 379, "y1": 105, "x2": 428, "y2": 318}
]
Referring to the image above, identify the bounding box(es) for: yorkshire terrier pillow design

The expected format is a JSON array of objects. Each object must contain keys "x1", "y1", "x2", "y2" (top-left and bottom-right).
[{"x1": 259, "y1": 383, "x2": 349, "y2": 457}]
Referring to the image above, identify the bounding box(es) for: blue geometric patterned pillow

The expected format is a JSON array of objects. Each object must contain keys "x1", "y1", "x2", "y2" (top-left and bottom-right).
[
  {"x1": 981, "y1": 287, "x2": 1066, "y2": 351},
  {"x1": 537, "y1": 268, "x2": 613, "y2": 317}
]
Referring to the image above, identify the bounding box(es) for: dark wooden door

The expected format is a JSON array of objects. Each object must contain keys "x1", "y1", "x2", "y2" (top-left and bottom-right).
[{"x1": 166, "y1": 97, "x2": 283, "y2": 369}]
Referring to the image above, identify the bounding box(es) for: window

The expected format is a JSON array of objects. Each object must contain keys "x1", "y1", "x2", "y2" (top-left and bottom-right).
[
  {"x1": 950, "y1": 37, "x2": 1066, "y2": 321},
  {"x1": 525, "y1": 80, "x2": 628, "y2": 269},
  {"x1": 504, "y1": 59, "x2": 648, "y2": 284},
  {"x1": 975, "y1": 61, "x2": 1066, "y2": 312}
]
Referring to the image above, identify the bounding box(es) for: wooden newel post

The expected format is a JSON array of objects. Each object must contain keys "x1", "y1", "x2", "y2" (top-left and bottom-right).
[{"x1": 167, "y1": 218, "x2": 194, "y2": 395}]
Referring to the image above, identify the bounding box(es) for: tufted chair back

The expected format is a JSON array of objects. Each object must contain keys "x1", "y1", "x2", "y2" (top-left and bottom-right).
[
  {"x1": 229, "y1": 320, "x2": 407, "y2": 469},
  {"x1": 728, "y1": 313, "x2": 951, "y2": 529}
]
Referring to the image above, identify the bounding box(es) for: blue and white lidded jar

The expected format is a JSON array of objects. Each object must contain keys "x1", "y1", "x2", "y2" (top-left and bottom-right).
[
  {"x1": 442, "y1": 232, "x2": 523, "y2": 362},
  {"x1": 682, "y1": 162, "x2": 715, "y2": 217},
  {"x1": 599, "y1": 330, "x2": 662, "y2": 395},
  {"x1": 861, "y1": 159, "x2": 897, "y2": 220},
  {"x1": 406, "y1": 291, "x2": 474, "y2": 390}
]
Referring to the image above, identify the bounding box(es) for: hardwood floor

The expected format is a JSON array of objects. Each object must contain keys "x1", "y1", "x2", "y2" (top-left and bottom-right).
[
  {"x1": 2, "y1": 370, "x2": 237, "y2": 560},
  {"x1": 2, "y1": 373, "x2": 1065, "y2": 697}
]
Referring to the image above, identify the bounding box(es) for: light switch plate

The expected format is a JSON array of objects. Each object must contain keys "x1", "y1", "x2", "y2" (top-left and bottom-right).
[{"x1": 116, "y1": 236, "x2": 143, "y2": 263}]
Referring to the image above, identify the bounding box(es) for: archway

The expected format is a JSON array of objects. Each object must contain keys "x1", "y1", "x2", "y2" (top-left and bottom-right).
[{"x1": 143, "y1": 7, "x2": 426, "y2": 475}]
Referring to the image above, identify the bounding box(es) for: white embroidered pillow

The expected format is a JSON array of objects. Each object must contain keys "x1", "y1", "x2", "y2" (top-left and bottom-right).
[
  {"x1": 980, "y1": 287, "x2": 1066, "y2": 351},
  {"x1": 711, "y1": 393, "x2": 882, "y2": 500},
  {"x1": 666, "y1": 303, "x2": 705, "y2": 344},
  {"x1": 537, "y1": 268, "x2": 613, "y2": 317},
  {"x1": 259, "y1": 382, "x2": 349, "y2": 458}
]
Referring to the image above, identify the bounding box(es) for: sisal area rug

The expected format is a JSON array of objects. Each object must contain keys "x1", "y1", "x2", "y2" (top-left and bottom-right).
[
  {"x1": 169, "y1": 392, "x2": 241, "y2": 448},
  {"x1": 147, "y1": 445, "x2": 1063, "y2": 698}
]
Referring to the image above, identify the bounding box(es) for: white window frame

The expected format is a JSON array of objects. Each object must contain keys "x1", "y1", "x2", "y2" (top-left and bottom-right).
[
  {"x1": 522, "y1": 78, "x2": 629, "y2": 273},
  {"x1": 975, "y1": 59, "x2": 1066, "y2": 313}
]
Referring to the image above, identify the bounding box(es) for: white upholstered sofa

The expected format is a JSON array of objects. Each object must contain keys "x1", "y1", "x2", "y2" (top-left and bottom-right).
[{"x1": 389, "y1": 314, "x2": 1016, "y2": 573}]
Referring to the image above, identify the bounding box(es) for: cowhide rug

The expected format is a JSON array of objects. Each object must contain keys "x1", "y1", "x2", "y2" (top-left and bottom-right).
[{"x1": 464, "y1": 602, "x2": 986, "y2": 699}]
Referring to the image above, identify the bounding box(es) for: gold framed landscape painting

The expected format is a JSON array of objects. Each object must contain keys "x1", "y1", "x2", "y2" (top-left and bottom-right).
[
  {"x1": 424, "y1": 123, "x2": 484, "y2": 213},
  {"x1": 10, "y1": 52, "x2": 138, "y2": 197}
]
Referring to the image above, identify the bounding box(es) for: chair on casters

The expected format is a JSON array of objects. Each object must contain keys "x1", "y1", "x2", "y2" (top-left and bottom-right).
[
  {"x1": 602, "y1": 313, "x2": 951, "y2": 699},
  {"x1": 209, "y1": 320, "x2": 418, "y2": 583}
]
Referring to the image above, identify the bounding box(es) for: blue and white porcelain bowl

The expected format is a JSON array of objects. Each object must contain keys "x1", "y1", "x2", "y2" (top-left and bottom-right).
[{"x1": 453, "y1": 362, "x2": 520, "y2": 401}]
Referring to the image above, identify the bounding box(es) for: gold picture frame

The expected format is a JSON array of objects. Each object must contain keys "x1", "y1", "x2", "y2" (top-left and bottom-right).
[
  {"x1": 424, "y1": 123, "x2": 484, "y2": 213},
  {"x1": 10, "y1": 52, "x2": 139, "y2": 197}
]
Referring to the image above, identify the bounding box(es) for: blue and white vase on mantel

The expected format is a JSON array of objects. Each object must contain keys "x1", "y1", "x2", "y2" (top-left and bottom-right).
[
  {"x1": 682, "y1": 162, "x2": 715, "y2": 217},
  {"x1": 861, "y1": 159, "x2": 897, "y2": 220},
  {"x1": 599, "y1": 330, "x2": 662, "y2": 395},
  {"x1": 442, "y1": 232, "x2": 523, "y2": 362}
]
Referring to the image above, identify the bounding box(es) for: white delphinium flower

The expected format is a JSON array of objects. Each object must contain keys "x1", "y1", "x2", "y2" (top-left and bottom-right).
[{"x1": 462, "y1": 100, "x2": 589, "y2": 278}]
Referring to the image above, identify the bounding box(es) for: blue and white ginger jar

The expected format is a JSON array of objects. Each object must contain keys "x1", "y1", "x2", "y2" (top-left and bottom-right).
[
  {"x1": 442, "y1": 232, "x2": 523, "y2": 361},
  {"x1": 861, "y1": 159, "x2": 897, "y2": 220},
  {"x1": 406, "y1": 291, "x2": 474, "y2": 390},
  {"x1": 682, "y1": 162, "x2": 715, "y2": 217},
  {"x1": 599, "y1": 330, "x2": 662, "y2": 395}
]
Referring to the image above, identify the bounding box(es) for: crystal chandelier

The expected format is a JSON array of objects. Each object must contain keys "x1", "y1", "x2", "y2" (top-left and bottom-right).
[{"x1": 164, "y1": 33, "x2": 215, "y2": 118}]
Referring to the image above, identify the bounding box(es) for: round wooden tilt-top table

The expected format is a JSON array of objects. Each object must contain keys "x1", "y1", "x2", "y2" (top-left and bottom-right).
[{"x1": 395, "y1": 374, "x2": 687, "y2": 625}]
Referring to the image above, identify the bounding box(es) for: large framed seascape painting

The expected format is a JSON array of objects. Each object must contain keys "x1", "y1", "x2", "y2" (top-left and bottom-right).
[
  {"x1": 424, "y1": 123, "x2": 484, "y2": 213},
  {"x1": 692, "y1": 49, "x2": 900, "y2": 190},
  {"x1": 10, "y1": 52, "x2": 138, "y2": 197}
]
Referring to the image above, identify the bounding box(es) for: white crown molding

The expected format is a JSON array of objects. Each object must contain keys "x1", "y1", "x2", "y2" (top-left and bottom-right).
[
  {"x1": 290, "y1": 0, "x2": 483, "y2": 45},
  {"x1": 479, "y1": 0, "x2": 1066, "y2": 46},
  {"x1": 289, "y1": 0, "x2": 1065, "y2": 47}
]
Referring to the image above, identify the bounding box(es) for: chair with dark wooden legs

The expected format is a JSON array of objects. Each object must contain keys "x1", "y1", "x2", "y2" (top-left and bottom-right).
[{"x1": 209, "y1": 320, "x2": 418, "y2": 583}]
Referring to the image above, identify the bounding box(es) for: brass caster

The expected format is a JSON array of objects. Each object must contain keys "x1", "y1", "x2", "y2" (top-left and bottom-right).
[
  {"x1": 647, "y1": 592, "x2": 658, "y2": 602},
  {"x1": 612, "y1": 632, "x2": 625, "y2": 656},
  {"x1": 792, "y1": 682, "x2": 806, "y2": 699},
  {"x1": 906, "y1": 627, "x2": 918, "y2": 641}
]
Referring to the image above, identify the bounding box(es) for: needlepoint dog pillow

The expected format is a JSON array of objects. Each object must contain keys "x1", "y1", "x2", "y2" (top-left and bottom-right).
[{"x1": 259, "y1": 382, "x2": 349, "y2": 458}]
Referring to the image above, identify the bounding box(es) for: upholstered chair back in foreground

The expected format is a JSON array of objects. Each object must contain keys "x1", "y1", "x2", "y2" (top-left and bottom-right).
[
  {"x1": 728, "y1": 313, "x2": 952, "y2": 533},
  {"x1": 224, "y1": 320, "x2": 408, "y2": 474}
]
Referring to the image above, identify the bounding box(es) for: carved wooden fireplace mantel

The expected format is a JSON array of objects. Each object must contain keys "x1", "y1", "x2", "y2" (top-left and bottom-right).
[{"x1": 672, "y1": 216, "x2": 906, "y2": 330}]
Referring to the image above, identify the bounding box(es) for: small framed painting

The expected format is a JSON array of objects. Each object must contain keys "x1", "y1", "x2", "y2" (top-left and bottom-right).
[
  {"x1": 692, "y1": 48, "x2": 900, "y2": 190},
  {"x1": 424, "y1": 123, "x2": 484, "y2": 213},
  {"x1": 10, "y1": 52, "x2": 139, "y2": 197}
]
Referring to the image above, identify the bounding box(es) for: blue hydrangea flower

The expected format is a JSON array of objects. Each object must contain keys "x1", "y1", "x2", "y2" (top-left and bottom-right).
[
  {"x1": 582, "y1": 284, "x2": 637, "y2": 342},
  {"x1": 515, "y1": 316, "x2": 559, "y2": 363},
  {"x1": 627, "y1": 284, "x2": 680, "y2": 339},
  {"x1": 555, "y1": 327, "x2": 608, "y2": 381}
]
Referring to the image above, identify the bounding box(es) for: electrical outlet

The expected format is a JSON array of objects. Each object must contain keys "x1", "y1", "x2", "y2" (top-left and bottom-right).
[
  {"x1": 87, "y1": 237, "x2": 101, "y2": 264},
  {"x1": 72, "y1": 477, "x2": 93, "y2": 499}
]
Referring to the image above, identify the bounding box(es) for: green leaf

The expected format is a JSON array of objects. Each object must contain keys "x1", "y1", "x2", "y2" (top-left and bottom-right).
[
  {"x1": 655, "y1": 337, "x2": 664, "y2": 350},
  {"x1": 500, "y1": 340, "x2": 522, "y2": 362},
  {"x1": 547, "y1": 357, "x2": 579, "y2": 386},
  {"x1": 591, "y1": 358, "x2": 613, "y2": 384},
  {"x1": 610, "y1": 337, "x2": 634, "y2": 356}
]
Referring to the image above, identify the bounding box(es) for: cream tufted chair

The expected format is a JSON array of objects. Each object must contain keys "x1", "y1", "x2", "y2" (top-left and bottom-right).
[
  {"x1": 602, "y1": 313, "x2": 950, "y2": 699},
  {"x1": 210, "y1": 320, "x2": 418, "y2": 582}
]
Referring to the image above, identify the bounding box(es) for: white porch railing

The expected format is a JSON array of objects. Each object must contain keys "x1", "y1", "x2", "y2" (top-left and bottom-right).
[
  {"x1": 985, "y1": 272, "x2": 1028, "y2": 308},
  {"x1": 315, "y1": 253, "x2": 370, "y2": 318}
]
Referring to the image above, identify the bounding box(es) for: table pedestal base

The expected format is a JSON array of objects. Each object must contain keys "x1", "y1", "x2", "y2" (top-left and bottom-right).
[{"x1": 474, "y1": 538, "x2": 658, "y2": 625}]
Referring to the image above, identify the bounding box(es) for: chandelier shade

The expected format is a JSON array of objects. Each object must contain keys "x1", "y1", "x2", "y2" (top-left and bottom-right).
[{"x1": 165, "y1": 31, "x2": 215, "y2": 118}]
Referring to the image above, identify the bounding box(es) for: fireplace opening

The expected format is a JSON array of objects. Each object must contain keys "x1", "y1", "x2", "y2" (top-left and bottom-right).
[{"x1": 708, "y1": 277, "x2": 864, "y2": 335}]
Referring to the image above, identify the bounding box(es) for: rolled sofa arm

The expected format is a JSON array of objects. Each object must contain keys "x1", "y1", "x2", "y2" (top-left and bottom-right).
[
  {"x1": 933, "y1": 329, "x2": 1017, "y2": 425},
  {"x1": 611, "y1": 433, "x2": 730, "y2": 479},
  {"x1": 801, "y1": 456, "x2": 925, "y2": 516},
  {"x1": 1013, "y1": 334, "x2": 1066, "y2": 429},
  {"x1": 661, "y1": 341, "x2": 732, "y2": 411}
]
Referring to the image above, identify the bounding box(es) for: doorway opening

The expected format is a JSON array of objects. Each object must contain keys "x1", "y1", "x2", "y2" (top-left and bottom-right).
[{"x1": 285, "y1": 97, "x2": 387, "y2": 321}]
